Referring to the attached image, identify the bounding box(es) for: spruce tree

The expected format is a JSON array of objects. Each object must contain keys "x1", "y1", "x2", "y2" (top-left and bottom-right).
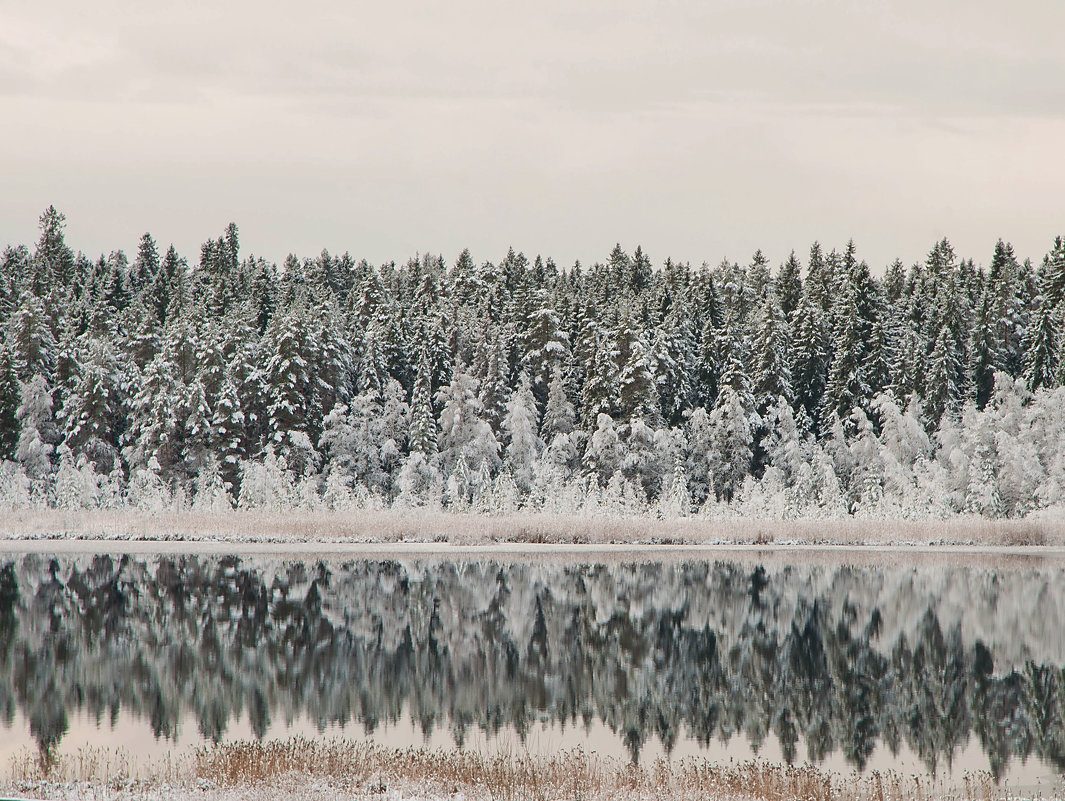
[
  {"x1": 541, "y1": 364, "x2": 576, "y2": 441},
  {"x1": 502, "y1": 372, "x2": 543, "y2": 495},
  {"x1": 408, "y1": 352, "x2": 438, "y2": 457},
  {"x1": 1023, "y1": 302, "x2": 1059, "y2": 391},
  {"x1": 751, "y1": 285, "x2": 793, "y2": 413},
  {"x1": 0, "y1": 347, "x2": 18, "y2": 460}
]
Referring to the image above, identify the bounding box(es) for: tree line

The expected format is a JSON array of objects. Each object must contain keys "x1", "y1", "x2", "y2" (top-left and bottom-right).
[{"x1": 1, "y1": 206, "x2": 1064, "y2": 517}]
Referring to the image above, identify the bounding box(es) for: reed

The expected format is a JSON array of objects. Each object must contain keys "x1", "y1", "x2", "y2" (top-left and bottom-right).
[
  {"x1": 0, "y1": 737, "x2": 1028, "y2": 801},
  {"x1": 2, "y1": 507, "x2": 1064, "y2": 548}
]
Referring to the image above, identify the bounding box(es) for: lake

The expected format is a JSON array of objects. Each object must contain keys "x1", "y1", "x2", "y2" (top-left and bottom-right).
[{"x1": 1, "y1": 547, "x2": 1064, "y2": 793}]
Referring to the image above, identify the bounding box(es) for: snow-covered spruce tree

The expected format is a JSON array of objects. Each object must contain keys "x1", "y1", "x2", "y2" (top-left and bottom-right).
[
  {"x1": 617, "y1": 335, "x2": 661, "y2": 427},
  {"x1": 707, "y1": 386, "x2": 752, "y2": 503},
  {"x1": 522, "y1": 306, "x2": 570, "y2": 404},
  {"x1": 1024, "y1": 297, "x2": 1059, "y2": 391},
  {"x1": 15, "y1": 375, "x2": 57, "y2": 491},
  {"x1": 407, "y1": 352, "x2": 438, "y2": 459},
  {"x1": 397, "y1": 353, "x2": 442, "y2": 507},
  {"x1": 208, "y1": 372, "x2": 246, "y2": 494},
  {"x1": 123, "y1": 355, "x2": 182, "y2": 480},
  {"x1": 58, "y1": 341, "x2": 122, "y2": 474},
  {"x1": 751, "y1": 286, "x2": 793, "y2": 414},
  {"x1": 684, "y1": 407, "x2": 713, "y2": 506},
  {"x1": 583, "y1": 413, "x2": 622, "y2": 487},
  {"x1": 436, "y1": 366, "x2": 500, "y2": 507},
  {"x1": 0, "y1": 345, "x2": 20, "y2": 460},
  {"x1": 577, "y1": 320, "x2": 618, "y2": 430},
  {"x1": 651, "y1": 307, "x2": 697, "y2": 426},
  {"x1": 262, "y1": 306, "x2": 320, "y2": 475},
  {"x1": 476, "y1": 332, "x2": 509, "y2": 439},
  {"x1": 924, "y1": 324, "x2": 967, "y2": 426},
  {"x1": 620, "y1": 418, "x2": 672, "y2": 501},
  {"x1": 821, "y1": 246, "x2": 875, "y2": 426},
  {"x1": 541, "y1": 363, "x2": 576, "y2": 441},
  {"x1": 790, "y1": 286, "x2": 830, "y2": 427},
  {"x1": 6, "y1": 290, "x2": 57, "y2": 384},
  {"x1": 502, "y1": 373, "x2": 543, "y2": 498}
]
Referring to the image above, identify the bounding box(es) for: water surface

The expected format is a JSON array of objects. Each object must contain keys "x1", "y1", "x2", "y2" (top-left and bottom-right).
[{"x1": 2, "y1": 549, "x2": 1064, "y2": 791}]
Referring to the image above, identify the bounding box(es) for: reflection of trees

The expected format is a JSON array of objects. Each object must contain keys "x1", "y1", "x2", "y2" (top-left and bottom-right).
[{"x1": 0, "y1": 555, "x2": 1064, "y2": 778}]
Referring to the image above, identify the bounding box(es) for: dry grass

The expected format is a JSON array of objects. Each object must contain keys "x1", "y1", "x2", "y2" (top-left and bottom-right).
[
  {"x1": 1, "y1": 507, "x2": 1065, "y2": 549},
  {"x1": 4, "y1": 737, "x2": 1020, "y2": 801}
]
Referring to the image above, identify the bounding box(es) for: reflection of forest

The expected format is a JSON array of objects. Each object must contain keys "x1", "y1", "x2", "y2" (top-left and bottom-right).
[{"x1": 1, "y1": 554, "x2": 1064, "y2": 778}]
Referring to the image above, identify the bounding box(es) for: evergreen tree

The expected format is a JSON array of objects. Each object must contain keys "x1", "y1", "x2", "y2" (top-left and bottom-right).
[
  {"x1": 707, "y1": 386, "x2": 752, "y2": 502},
  {"x1": 579, "y1": 325, "x2": 618, "y2": 429},
  {"x1": 751, "y1": 286, "x2": 793, "y2": 413},
  {"x1": 617, "y1": 335, "x2": 660, "y2": 425},
  {"x1": 211, "y1": 372, "x2": 246, "y2": 493},
  {"x1": 777, "y1": 251, "x2": 803, "y2": 321},
  {"x1": 6, "y1": 291, "x2": 56, "y2": 384},
  {"x1": 477, "y1": 332, "x2": 509, "y2": 438},
  {"x1": 130, "y1": 232, "x2": 160, "y2": 296},
  {"x1": 791, "y1": 288, "x2": 830, "y2": 423},
  {"x1": 262, "y1": 309, "x2": 318, "y2": 473},
  {"x1": 34, "y1": 205, "x2": 74, "y2": 287},
  {"x1": 15, "y1": 375, "x2": 57, "y2": 482},
  {"x1": 541, "y1": 364, "x2": 576, "y2": 441},
  {"x1": 502, "y1": 373, "x2": 543, "y2": 496},
  {"x1": 408, "y1": 352, "x2": 438, "y2": 457},
  {"x1": 0, "y1": 346, "x2": 19, "y2": 460},
  {"x1": 651, "y1": 308, "x2": 697, "y2": 426},
  {"x1": 522, "y1": 306, "x2": 570, "y2": 401},
  {"x1": 1023, "y1": 302, "x2": 1059, "y2": 391},
  {"x1": 58, "y1": 342, "x2": 122, "y2": 473}
]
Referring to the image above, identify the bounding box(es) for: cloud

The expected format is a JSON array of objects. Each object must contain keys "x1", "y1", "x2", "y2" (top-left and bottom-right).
[{"x1": 1, "y1": 0, "x2": 1063, "y2": 271}]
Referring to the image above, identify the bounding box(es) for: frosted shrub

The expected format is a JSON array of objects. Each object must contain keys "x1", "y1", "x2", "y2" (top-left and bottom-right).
[
  {"x1": 396, "y1": 452, "x2": 443, "y2": 509},
  {"x1": 192, "y1": 458, "x2": 234, "y2": 512},
  {"x1": 126, "y1": 458, "x2": 172, "y2": 511},
  {"x1": 322, "y1": 469, "x2": 357, "y2": 510},
  {"x1": 52, "y1": 447, "x2": 102, "y2": 510},
  {"x1": 238, "y1": 451, "x2": 296, "y2": 511},
  {"x1": 0, "y1": 461, "x2": 33, "y2": 510}
]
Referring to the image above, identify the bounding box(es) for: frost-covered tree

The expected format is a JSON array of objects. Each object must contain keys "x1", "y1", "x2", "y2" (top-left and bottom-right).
[
  {"x1": 707, "y1": 387, "x2": 752, "y2": 502},
  {"x1": 502, "y1": 373, "x2": 542, "y2": 496},
  {"x1": 541, "y1": 364, "x2": 576, "y2": 441},
  {"x1": 408, "y1": 353, "x2": 438, "y2": 458},
  {"x1": 15, "y1": 375, "x2": 57, "y2": 484},
  {"x1": 6, "y1": 291, "x2": 56, "y2": 384},
  {"x1": 522, "y1": 306, "x2": 570, "y2": 401},
  {"x1": 262, "y1": 308, "x2": 319, "y2": 473},
  {"x1": 0, "y1": 346, "x2": 19, "y2": 460},
  {"x1": 751, "y1": 285, "x2": 793, "y2": 413},
  {"x1": 583, "y1": 413, "x2": 622, "y2": 487},
  {"x1": 58, "y1": 342, "x2": 122, "y2": 473},
  {"x1": 436, "y1": 366, "x2": 499, "y2": 504}
]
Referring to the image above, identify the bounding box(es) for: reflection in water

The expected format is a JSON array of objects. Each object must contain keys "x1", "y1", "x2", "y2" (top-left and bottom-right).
[{"x1": 1, "y1": 553, "x2": 1064, "y2": 780}]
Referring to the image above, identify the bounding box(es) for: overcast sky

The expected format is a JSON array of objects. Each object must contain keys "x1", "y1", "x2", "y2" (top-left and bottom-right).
[{"x1": 2, "y1": 1, "x2": 1063, "y2": 272}]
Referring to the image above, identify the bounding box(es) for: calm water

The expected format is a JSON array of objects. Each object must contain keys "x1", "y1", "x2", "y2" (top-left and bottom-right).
[{"x1": 2, "y1": 549, "x2": 1065, "y2": 790}]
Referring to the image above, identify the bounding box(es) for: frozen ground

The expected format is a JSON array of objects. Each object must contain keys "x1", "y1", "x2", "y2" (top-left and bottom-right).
[{"x1": 0, "y1": 508, "x2": 1063, "y2": 550}]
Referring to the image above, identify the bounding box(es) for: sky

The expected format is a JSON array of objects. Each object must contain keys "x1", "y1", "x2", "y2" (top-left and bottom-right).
[{"x1": 2, "y1": 0, "x2": 1064, "y2": 273}]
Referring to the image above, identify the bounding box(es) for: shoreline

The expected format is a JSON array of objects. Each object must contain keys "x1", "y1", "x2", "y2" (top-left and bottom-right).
[{"x1": 1, "y1": 507, "x2": 1063, "y2": 543}]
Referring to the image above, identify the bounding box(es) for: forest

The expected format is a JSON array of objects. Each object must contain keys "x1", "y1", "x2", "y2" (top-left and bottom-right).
[{"x1": 1, "y1": 206, "x2": 1064, "y2": 519}]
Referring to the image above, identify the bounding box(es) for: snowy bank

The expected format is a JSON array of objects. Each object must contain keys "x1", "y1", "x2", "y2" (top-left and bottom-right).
[{"x1": 0, "y1": 507, "x2": 1063, "y2": 548}]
